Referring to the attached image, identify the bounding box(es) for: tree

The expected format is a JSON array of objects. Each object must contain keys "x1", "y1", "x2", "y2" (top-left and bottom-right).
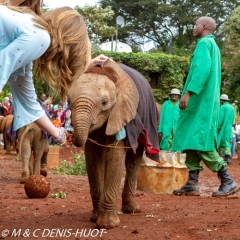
[
  {"x1": 74, "y1": 5, "x2": 116, "y2": 44},
  {"x1": 222, "y1": 5, "x2": 240, "y2": 100},
  {"x1": 99, "y1": 0, "x2": 239, "y2": 53}
]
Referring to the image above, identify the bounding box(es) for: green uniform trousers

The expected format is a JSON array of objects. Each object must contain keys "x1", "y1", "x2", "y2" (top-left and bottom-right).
[
  {"x1": 219, "y1": 146, "x2": 231, "y2": 156},
  {"x1": 184, "y1": 149, "x2": 226, "y2": 172}
]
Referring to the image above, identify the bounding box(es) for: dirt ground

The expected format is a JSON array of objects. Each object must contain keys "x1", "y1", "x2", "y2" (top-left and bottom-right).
[{"x1": 0, "y1": 146, "x2": 240, "y2": 240}]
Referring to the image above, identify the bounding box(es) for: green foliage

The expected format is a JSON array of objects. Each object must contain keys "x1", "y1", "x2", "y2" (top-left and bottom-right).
[
  {"x1": 1, "y1": 82, "x2": 11, "y2": 102},
  {"x1": 75, "y1": 5, "x2": 116, "y2": 44},
  {"x1": 52, "y1": 151, "x2": 87, "y2": 175},
  {"x1": 52, "y1": 191, "x2": 67, "y2": 199},
  {"x1": 222, "y1": 5, "x2": 240, "y2": 100},
  {"x1": 93, "y1": 51, "x2": 189, "y2": 103},
  {"x1": 99, "y1": 0, "x2": 239, "y2": 52}
]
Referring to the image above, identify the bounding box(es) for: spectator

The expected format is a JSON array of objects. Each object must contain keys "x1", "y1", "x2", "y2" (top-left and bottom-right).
[
  {"x1": 38, "y1": 93, "x2": 46, "y2": 105},
  {"x1": 217, "y1": 94, "x2": 235, "y2": 164},
  {"x1": 54, "y1": 103, "x2": 66, "y2": 127},
  {"x1": 43, "y1": 97, "x2": 54, "y2": 120},
  {"x1": 235, "y1": 123, "x2": 240, "y2": 159},
  {"x1": 51, "y1": 113, "x2": 61, "y2": 128},
  {"x1": 2, "y1": 97, "x2": 10, "y2": 116},
  {"x1": 8, "y1": 93, "x2": 13, "y2": 106},
  {"x1": 63, "y1": 96, "x2": 69, "y2": 112},
  {"x1": 0, "y1": 102, "x2": 5, "y2": 146},
  {"x1": 232, "y1": 100, "x2": 238, "y2": 116},
  {"x1": 158, "y1": 88, "x2": 181, "y2": 150},
  {"x1": 232, "y1": 122, "x2": 237, "y2": 158},
  {"x1": 64, "y1": 109, "x2": 73, "y2": 133}
]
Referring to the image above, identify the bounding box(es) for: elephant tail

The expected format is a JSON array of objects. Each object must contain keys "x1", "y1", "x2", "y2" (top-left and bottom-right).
[{"x1": 18, "y1": 123, "x2": 34, "y2": 160}]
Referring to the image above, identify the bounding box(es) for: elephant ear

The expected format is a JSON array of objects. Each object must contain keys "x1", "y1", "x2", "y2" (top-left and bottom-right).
[{"x1": 101, "y1": 59, "x2": 139, "y2": 136}]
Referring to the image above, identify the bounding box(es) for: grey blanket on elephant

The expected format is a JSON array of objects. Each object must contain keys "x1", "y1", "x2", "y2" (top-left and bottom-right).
[{"x1": 119, "y1": 64, "x2": 159, "y2": 161}]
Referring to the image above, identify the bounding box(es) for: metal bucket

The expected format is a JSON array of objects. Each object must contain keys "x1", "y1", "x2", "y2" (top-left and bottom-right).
[{"x1": 137, "y1": 151, "x2": 188, "y2": 194}]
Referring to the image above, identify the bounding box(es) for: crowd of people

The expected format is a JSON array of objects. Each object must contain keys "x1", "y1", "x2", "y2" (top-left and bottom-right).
[
  {"x1": 38, "y1": 93, "x2": 74, "y2": 148},
  {"x1": 0, "y1": 92, "x2": 74, "y2": 148}
]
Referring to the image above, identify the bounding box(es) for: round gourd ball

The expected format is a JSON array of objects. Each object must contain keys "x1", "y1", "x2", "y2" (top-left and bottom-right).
[{"x1": 24, "y1": 174, "x2": 50, "y2": 198}]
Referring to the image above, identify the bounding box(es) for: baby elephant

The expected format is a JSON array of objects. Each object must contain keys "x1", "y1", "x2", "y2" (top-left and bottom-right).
[
  {"x1": 18, "y1": 123, "x2": 49, "y2": 183},
  {"x1": 0, "y1": 115, "x2": 16, "y2": 154}
]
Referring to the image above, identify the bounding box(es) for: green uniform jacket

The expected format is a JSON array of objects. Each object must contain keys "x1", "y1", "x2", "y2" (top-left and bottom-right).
[
  {"x1": 171, "y1": 35, "x2": 221, "y2": 152},
  {"x1": 217, "y1": 102, "x2": 234, "y2": 148},
  {"x1": 158, "y1": 100, "x2": 180, "y2": 150}
]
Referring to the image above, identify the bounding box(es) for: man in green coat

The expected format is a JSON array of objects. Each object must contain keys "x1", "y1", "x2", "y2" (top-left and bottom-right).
[
  {"x1": 158, "y1": 88, "x2": 180, "y2": 150},
  {"x1": 217, "y1": 94, "x2": 235, "y2": 164},
  {"x1": 171, "y1": 16, "x2": 239, "y2": 197}
]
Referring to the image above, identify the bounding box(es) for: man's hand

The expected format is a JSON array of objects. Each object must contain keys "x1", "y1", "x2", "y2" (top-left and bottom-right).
[
  {"x1": 158, "y1": 132, "x2": 162, "y2": 142},
  {"x1": 180, "y1": 91, "x2": 191, "y2": 110}
]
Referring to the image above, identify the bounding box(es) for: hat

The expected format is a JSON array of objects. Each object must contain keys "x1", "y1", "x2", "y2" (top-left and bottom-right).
[
  {"x1": 234, "y1": 100, "x2": 238, "y2": 103},
  {"x1": 220, "y1": 94, "x2": 229, "y2": 101},
  {"x1": 169, "y1": 88, "x2": 181, "y2": 95}
]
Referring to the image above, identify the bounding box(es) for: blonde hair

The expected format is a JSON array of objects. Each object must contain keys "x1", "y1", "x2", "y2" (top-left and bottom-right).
[
  {"x1": 4, "y1": 5, "x2": 91, "y2": 100},
  {"x1": 1, "y1": 0, "x2": 42, "y2": 15},
  {"x1": 35, "y1": 7, "x2": 91, "y2": 100},
  {"x1": 19, "y1": 0, "x2": 43, "y2": 16}
]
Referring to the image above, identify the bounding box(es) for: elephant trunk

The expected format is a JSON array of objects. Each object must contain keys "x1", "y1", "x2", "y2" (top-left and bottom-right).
[{"x1": 71, "y1": 97, "x2": 95, "y2": 147}]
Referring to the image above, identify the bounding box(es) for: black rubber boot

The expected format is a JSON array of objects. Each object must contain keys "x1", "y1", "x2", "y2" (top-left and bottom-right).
[
  {"x1": 224, "y1": 155, "x2": 231, "y2": 164},
  {"x1": 173, "y1": 170, "x2": 200, "y2": 196},
  {"x1": 212, "y1": 168, "x2": 239, "y2": 197}
]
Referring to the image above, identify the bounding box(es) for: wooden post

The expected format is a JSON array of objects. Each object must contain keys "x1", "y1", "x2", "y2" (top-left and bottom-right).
[{"x1": 47, "y1": 145, "x2": 60, "y2": 169}]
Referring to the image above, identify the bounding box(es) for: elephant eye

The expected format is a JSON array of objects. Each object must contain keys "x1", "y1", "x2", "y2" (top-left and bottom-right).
[{"x1": 102, "y1": 100, "x2": 108, "y2": 106}]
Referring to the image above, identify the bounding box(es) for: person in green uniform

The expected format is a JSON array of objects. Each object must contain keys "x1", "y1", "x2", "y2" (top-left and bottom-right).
[
  {"x1": 232, "y1": 100, "x2": 238, "y2": 116},
  {"x1": 158, "y1": 88, "x2": 181, "y2": 150},
  {"x1": 171, "y1": 16, "x2": 239, "y2": 197},
  {"x1": 217, "y1": 94, "x2": 235, "y2": 164}
]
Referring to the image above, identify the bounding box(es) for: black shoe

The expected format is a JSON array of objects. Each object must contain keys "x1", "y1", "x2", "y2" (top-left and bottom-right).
[
  {"x1": 212, "y1": 168, "x2": 239, "y2": 197},
  {"x1": 224, "y1": 155, "x2": 231, "y2": 164},
  {"x1": 173, "y1": 170, "x2": 200, "y2": 196}
]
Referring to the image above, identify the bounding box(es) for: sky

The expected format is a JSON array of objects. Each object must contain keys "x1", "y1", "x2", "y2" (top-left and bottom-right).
[{"x1": 44, "y1": 0, "x2": 98, "y2": 9}]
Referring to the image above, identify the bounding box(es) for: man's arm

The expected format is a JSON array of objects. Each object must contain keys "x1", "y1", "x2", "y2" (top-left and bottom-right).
[{"x1": 186, "y1": 40, "x2": 212, "y2": 95}]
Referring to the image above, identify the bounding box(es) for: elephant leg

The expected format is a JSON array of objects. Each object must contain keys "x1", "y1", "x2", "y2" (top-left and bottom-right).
[
  {"x1": 40, "y1": 146, "x2": 49, "y2": 177},
  {"x1": 33, "y1": 150, "x2": 43, "y2": 175},
  {"x1": 85, "y1": 140, "x2": 105, "y2": 223},
  {"x1": 20, "y1": 141, "x2": 32, "y2": 184},
  {"x1": 121, "y1": 143, "x2": 144, "y2": 213},
  {"x1": 95, "y1": 140, "x2": 126, "y2": 229},
  {"x1": 5, "y1": 135, "x2": 11, "y2": 154},
  {"x1": 3, "y1": 132, "x2": 7, "y2": 150}
]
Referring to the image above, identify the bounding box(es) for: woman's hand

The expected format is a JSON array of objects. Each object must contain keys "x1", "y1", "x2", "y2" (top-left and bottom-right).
[{"x1": 89, "y1": 54, "x2": 112, "y2": 67}]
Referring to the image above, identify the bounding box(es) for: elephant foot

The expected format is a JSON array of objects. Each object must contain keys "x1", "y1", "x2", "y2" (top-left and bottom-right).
[
  {"x1": 20, "y1": 176, "x2": 28, "y2": 184},
  {"x1": 40, "y1": 168, "x2": 48, "y2": 177},
  {"x1": 20, "y1": 172, "x2": 30, "y2": 184},
  {"x1": 96, "y1": 212, "x2": 120, "y2": 229},
  {"x1": 122, "y1": 196, "x2": 141, "y2": 213},
  {"x1": 121, "y1": 204, "x2": 141, "y2": 213},
  {"x1": 90, "y1": 210, "x2": 98, "y2": 223}
]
